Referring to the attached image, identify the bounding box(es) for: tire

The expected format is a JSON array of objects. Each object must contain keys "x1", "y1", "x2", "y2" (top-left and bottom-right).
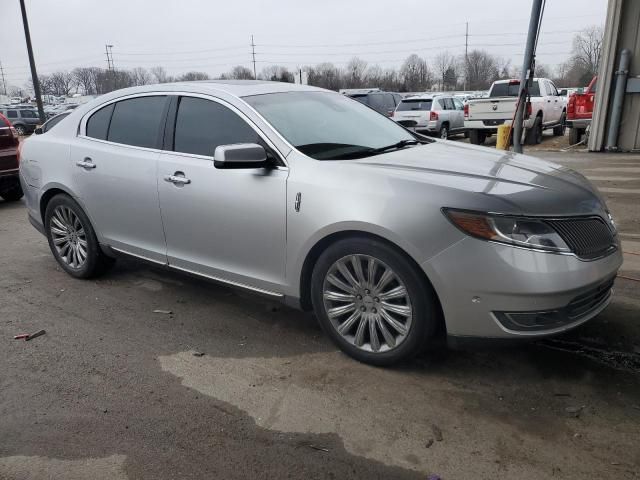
[
  {"x1": 469, "y1": 129, "x2": 486, "y2": 145},
  {"x1": 568, "y1": 127, "x2": 583, "y2": 145},
  {"x1": 0, "y1": 179, "x2": 23, "y2": 201},
  {"x1": 310, "y1": 237, "x2": 439, "y2": 366},
  {"x1": 553, "y1": 113, "x2": 566, "y2": 136},
  {"x1": 44, "y1": 194, "x2": 115, "y2": 279},
  {"x1": 14, "y1": 124, "x2": 26, "y2": 136},
  {"x1": 439, "y1": 124, "x2": 449, "y2": 140},
  {"x1": 525, "y1": 116, "x2": 543, "y2": 145}
]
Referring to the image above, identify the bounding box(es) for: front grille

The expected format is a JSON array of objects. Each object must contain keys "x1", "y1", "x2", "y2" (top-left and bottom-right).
[
  {"x1": 547, "y1": 217, "x2": 616, "y2": 259},
  {"x1": 566, "y1": 277, "x2": 615, "y2": 319},
  {"x1": 397, "y1": 120, "x2": 417, "y2": 127}
]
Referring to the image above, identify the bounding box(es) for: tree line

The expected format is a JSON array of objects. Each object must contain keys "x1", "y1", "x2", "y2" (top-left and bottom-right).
[{"x1": 8, "y1": 26, "x2": 602, "y2": 98}]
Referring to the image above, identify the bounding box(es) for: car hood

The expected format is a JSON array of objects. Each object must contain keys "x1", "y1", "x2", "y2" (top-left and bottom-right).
[{"x1": 352, "y1": 140, "x2": 607, "y2": 217}]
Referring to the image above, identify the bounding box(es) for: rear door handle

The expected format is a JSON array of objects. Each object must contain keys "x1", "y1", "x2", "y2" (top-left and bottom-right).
[
  {"x1": 164, "y1": 173, "x2": 191, "y2": 185},
  {"x1": 76, "y1": 157, "x2": 96, "y2": 169}
]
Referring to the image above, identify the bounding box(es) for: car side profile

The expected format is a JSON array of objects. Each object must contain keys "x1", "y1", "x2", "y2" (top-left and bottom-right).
[
  {"x1": 0, "y1": 107, "x2": 41, "y2": 136},
  {"x1": 20, "y1": 81, "x2": 622, "y2": 365}
]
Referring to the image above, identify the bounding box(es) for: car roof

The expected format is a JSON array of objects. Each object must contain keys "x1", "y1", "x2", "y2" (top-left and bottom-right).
[
  {"x1": 401, "y1": 95, "x2": 434, "y2": 101},
  {"x1": 94, "y1": 80, "x2": 326, "y2": 99}
]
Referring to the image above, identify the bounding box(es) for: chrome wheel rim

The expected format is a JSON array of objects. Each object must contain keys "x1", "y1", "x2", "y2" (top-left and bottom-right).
[
  {"x1": 322, "y1": 254, "x2": 413, "y2": 353},
  {"x1": 50, "y1": 205, "x2": 88, "y2": 269},
  {"x1": 440, "y1": 127, "x2": 448, "y2": 139}
]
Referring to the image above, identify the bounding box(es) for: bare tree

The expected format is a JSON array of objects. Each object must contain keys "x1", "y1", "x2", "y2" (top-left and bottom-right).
[
  {"x1": 400, "y1": 54, "x2": 431, "y2": 92},
  {"x1": 130, "y1": 67, "x2": 153, "y2": 86},
  {"x1": 307, "y1": 62, "x2": 342, "y2": 90},
  {"x1": 48, "y1": 71, "x2": 75, "y2": 96},
  {"x1": 434, "y1": 52, "x2": 456, "y2": 91},
  {"x1": 178, "y1": 71, "x2": 210, "y2": 81},
  {"x1": 259, "y1": 65, "x2": 293, "y2": 83},
  {"x1": 227, "y1": 66, "x2": 253, "y2": 80},
  {"x1": 570, "y1": 25, "x2": 603, "y2": 85},
  {"x1": 344, "y1": 57, "x2": 368, "y2": 88},
  {"x1": 465, "y1": 50, "x2": 500, "y2": 90},
  {"x1": 150, "y1": 66, "x2": 170, "y2": 83},
  {"x1": 73, "y1": 67, "x2": 97, "y2": 94}
]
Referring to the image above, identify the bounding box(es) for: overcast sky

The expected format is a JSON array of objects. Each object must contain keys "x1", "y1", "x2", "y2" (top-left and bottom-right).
[{"x1": 0, "y1": 0, "x2": 606, "y2": 88}]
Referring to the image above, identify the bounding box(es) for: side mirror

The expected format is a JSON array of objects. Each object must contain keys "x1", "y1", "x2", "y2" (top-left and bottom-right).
[
  {"x1": 34, "y1": 126, "x2": 43, "y2": 135},
  {"x1": 214, "y1": 143, "x2": 268, "y2": 169}
]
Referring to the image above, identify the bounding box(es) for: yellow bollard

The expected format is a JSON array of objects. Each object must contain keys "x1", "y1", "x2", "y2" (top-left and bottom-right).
[{"x1": 496, "y1": 124, "x2": 511, "y2": 150}]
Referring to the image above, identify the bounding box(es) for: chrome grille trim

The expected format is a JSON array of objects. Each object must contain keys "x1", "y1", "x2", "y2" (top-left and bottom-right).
[{"x1": 546, "y1": 217, "x2": 616, "y2": 260}]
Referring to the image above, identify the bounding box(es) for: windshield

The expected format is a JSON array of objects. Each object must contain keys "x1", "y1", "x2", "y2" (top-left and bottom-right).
[
  {"x1": 397, "y1": 99, "x2": 433, "y2": 111},
  {"x1": 244, "y1": 91, "x2": 420, "y2": 160}
]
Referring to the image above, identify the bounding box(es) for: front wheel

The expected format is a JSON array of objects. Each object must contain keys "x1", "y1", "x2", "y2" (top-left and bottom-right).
[
  {"x1": 45, "y1": 194, "x2": 115, "y2": 278},
  {"x1": 311, "y1": 237, "x2": 439, "y2": 366}
]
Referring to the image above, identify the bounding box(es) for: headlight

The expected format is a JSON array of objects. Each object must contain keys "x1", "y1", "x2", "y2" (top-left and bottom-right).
[{"x1": 443, "y1": 209, "x2": 571, "y2": 253}]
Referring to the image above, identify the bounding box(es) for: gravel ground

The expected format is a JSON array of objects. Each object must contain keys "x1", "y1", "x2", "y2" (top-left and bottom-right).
[{"x1": 1, "y1": 148, "x2": 639, "y2": 479}]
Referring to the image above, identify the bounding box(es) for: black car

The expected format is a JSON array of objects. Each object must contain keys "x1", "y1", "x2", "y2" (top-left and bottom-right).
[
  {"x1": 0, "y1": 112, "x2": 23, "y2": 201},
  {"x1": 344, "y1": 90, "x2": 403, "y2": 116},
  {"x1": 0, "y1": 107, "x2": 41, "y2": 136}
]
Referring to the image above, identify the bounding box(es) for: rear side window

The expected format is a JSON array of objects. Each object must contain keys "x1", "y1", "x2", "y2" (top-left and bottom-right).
[
  {"x1": 443, "y1": 98, "x2": 455, "y2": 110},
  {"x1": 7, "y1": 110, "x2": 17, "y2": 119},
  {"x1": 397, "y1": 99, "x2": 432, "y2": 111},
  {"x1": 491, "y1": 81, "x2": 540, "y2": 97},
  {"x1": 107, "y1": 96, "x2": 167, "y2": 148},
  {"x1": 173, "y1": 97, "x2": 261, "y2": 157},
  {"x1": 350, "y1": 95, "x2": 369, "y2": 106},
  {"x1": 86, "y1": 104, "x2": 114, "y2": 140}
]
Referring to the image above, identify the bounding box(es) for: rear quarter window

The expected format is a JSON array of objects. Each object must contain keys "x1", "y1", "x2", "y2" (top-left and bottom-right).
[
  {"x1": 86, "y1": 104, "x2": 114, "y2": 140},
  {"x1": 107, "y1": 96, "x2": 167, "y2": 148}
]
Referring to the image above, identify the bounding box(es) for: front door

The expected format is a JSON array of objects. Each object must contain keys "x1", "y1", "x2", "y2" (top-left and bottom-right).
[
  {"x1": 157, "y1": 95, "x2": 287, "y2": 293},
  {"x1": 71, "y1": 95, "x2": 169, "y2": 263}
]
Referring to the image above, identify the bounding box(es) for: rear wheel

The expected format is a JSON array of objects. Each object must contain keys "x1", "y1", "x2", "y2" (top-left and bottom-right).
[
  {"x1": 469, "y1": 129, "x2": 486, "y2": 145},
  {"x1": 0, "y1": 178, "x2": 23, "y2": 201},
  {"x1": 525, "y1": 116, "x2": 543, "y2": 145},
  {"x1": 553, "y1": 113, "x2": 566, "y2": 136},
  {"x1": 311, "y1": 237, "x2": 439, "y2": 366},
  {"x1": 14, "y1": 124, "x2": 26, "y2": 136},
  {"x1": 44, "y1": 194, "x2": 115, "y2": 279},
  {"x1": 439, "y1": 124, "x2": 449, "y2": 140}
]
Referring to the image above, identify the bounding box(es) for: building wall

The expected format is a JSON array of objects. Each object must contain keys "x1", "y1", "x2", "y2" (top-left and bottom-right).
[{"x1": 590, "y1": 0, "x2": 640, "y2": 152}]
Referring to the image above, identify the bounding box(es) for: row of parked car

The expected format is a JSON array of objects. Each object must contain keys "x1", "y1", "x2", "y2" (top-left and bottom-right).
[
  {"x1": 0, "y1": 104, "x2": 78, "y2": 135},
  {"x1": 344, "y1": 78, "x2": 592, "y2": 145}
]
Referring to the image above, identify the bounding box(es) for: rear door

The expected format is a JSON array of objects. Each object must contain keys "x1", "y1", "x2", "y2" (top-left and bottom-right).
[
  {"x1": 451, "y1": 98, "x2": 465, "y2": 131},
  {"x1": 70, "y1": 95, "x2": 169, "y2": 262},
  {"x1": 157, "y1": 95, "x2": 287, "y2": 292},
  {"x1": 546, "y1": 80, "x2": 562, "y2": 124}
]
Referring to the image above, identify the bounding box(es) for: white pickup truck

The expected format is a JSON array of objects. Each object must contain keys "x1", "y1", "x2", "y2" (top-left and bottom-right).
[{"x1": 464, "y1": 78, "x2": 566, "y2": 145}]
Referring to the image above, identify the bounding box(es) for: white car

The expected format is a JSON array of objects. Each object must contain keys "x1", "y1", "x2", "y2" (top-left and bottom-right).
[{"x1": 464, "y1": 78, "x2": 566, "y2": 145}]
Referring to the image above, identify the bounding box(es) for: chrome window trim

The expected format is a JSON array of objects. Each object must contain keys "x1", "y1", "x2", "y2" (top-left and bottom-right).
[{"x1": 78, "y1": 91, "x2": 288, "y2": 167}]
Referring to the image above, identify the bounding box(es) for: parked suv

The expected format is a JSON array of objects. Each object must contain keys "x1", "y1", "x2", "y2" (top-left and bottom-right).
[
  {"x1": 0, "y1": 112, "x2": 23, "y2": 201},
  {"x1": 392, "y1": 95, "x2": 465, "y2": 139},
  {"x1": 0, "y1": 107, "x2": 41, "y2": 136},
  {"x1": 343, "y1": 89, "x2": 403, "y2": 116}
]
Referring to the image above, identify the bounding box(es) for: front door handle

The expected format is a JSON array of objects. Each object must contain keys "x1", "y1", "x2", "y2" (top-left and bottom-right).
[
  {"x1": 164, "y1": 173, "x2": 191, "y2": 185},
  {"x1": 76, "y1": 157, "x2": 96, "y2": 169}
]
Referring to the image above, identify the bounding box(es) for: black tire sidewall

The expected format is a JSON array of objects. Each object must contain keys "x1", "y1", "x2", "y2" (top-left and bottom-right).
[
  {"x1": 44, "y1": 194, "x2": 103, "y2": 279},
  {"x1": 440, "y1": 125, "x2": 448, "y2": 139},
  {"x1": 0, "y1": 179, "x2": 23, "y2": 201},
  {"x1": 310, "y1": 237, "x2": 438, "y2": 366}
]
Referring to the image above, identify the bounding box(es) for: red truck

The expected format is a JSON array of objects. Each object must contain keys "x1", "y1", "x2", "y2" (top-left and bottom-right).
[
  {"x1": 0, "y1": 112, "x2": 23, "y2": 202},
  {"x1": 566, "y1": 76, "x2": 596, "y2": 145}
]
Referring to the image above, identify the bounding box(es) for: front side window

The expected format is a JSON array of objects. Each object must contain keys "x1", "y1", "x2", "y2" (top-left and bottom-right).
[
  {"x1": 107, "y1": 96, "x2": 167, "y2": 148},
  {"x1": 20, "y1": 110, "x2": 38, "y2": 118},
  {"x1": 86, "y1": 104, "x2": 114, "y2": 140},
  {"x1": 172, "y1": 97, "x2": 261, "y2": 157},
  {"x1": 244, "y1": 91, "x2": 419, "y2": 160},
  {"x1": 453, "y1": 98, "x2": 464, "y2": 110}
]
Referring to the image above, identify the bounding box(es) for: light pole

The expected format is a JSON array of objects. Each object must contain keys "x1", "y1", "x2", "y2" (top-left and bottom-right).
[{"x1": 19, "y1": 0, "x2": 45, "y2": 122}]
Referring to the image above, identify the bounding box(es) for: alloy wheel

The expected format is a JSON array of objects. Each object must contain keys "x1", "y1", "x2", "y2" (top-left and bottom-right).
[
  {"x1": 50, "y1": 205, "x2": 88, "y2": 269},
  {"x1": 322, "y1": 254, "x2": 413, "y2": 353}
]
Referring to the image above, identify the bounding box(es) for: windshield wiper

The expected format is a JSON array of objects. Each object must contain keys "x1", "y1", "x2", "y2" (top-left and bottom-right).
[{"x1": 368, "y1": 139, "x2": 421, "y2": 154}]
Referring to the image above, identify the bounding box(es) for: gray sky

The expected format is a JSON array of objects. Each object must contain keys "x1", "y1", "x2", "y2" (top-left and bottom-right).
[{"x1": 0, "y1": 0, "x2": 606, "y2": 88}]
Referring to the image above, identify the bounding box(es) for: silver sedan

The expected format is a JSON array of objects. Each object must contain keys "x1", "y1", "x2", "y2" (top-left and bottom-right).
[{"x1": 19, "y1": 81, "x2": 622, "y2": 365}]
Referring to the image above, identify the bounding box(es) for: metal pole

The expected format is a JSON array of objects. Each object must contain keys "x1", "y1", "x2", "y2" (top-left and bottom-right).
[
  {"x1": 513, "y1": 0, "x2": 544, "y2": 154},
  {"x1": 464, "y1": 22, "x2": 468, "y2": 91},
  {"x1": 605, "y1": 48, "x2": 631, "y2": 151},
  {"x1": 19, "y1": 0, "x2": 45, "y2": 122},
  {"x1": 251, "y1": 35, "x2": 257, "y2": 79},
  {"x1": 0, "y1": 61, "x2": 7, "y2": 95}
]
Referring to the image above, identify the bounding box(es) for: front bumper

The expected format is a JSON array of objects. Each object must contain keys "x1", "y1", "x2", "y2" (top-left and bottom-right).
[{"x1": 422, "y1": 237, "x2": 622, "y2": 339}]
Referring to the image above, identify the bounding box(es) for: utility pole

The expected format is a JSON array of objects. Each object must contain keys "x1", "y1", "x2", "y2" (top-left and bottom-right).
[
  {"x1": 513, "y1": 0, "x2": 544, "y2": 154},
  {"x1": 19, "y1": 0, "x2": 45, "y2": 122},
  {"x1": 105, "y1": 44, "x2": 114, "y2": 90},
  {"x1": 0, "y1": 61, "x2": 7, "y2": 96},
  {"x1": 464, "y1": 22, "x2": 469, "y2": 91},
  {"x1": 251, "y1": 35, "x2": 257, "y2": 80}
]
